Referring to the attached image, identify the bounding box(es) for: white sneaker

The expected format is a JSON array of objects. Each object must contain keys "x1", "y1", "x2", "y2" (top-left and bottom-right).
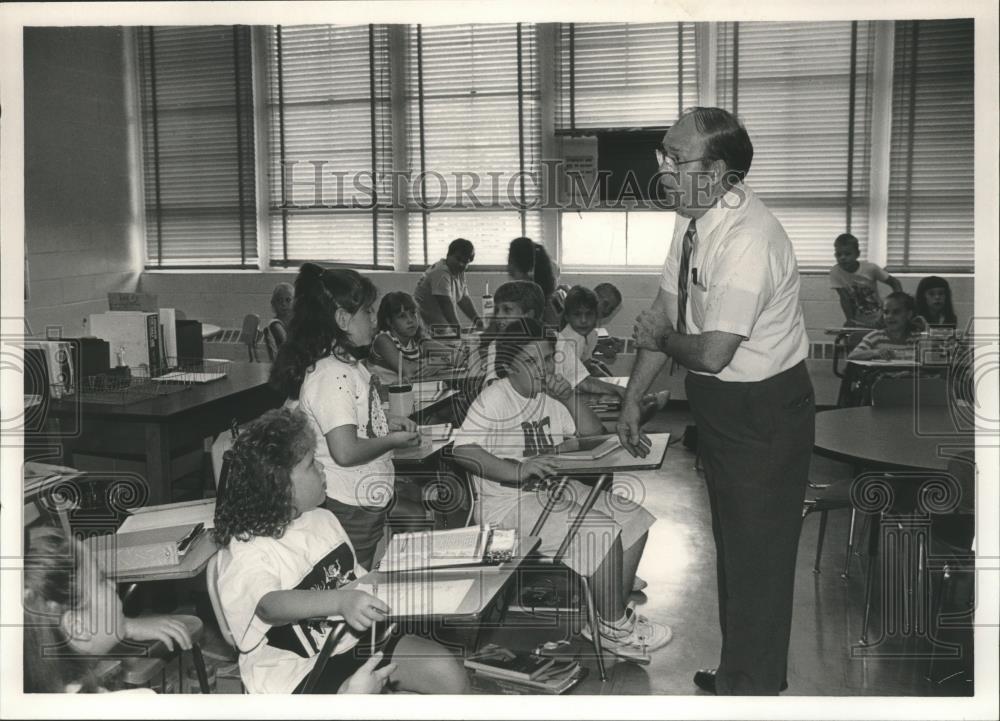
[
  {"x1": 631, "y1": 575, "x2": 648, "y2": 593},
  {"x1": 582, "y1": 605, "x2": 672, "y2": 664}
]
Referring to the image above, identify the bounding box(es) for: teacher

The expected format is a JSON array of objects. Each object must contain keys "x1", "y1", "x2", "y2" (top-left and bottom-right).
[{"x1": 617, "y1": 107, "x2": 814, "y2": 695}]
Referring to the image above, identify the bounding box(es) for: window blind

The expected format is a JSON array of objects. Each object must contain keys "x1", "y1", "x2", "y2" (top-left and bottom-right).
[
  {"x1": 138, "y1": 26, "x2": 258, "y2": 268},
  {"x1": 556, "y1": 22, "x2": 698, "y2": 130},
  {"x1": 408, "y1": 23, "x2": 541, "y2": 267},
  {"x1": 717, "y1": 21, "x2": 873, "y2": 270},
  {"x1": 886, "y1": 19, "x2": 974, "y2": 272},
  {"x1": 265, "y1": 25, "x2": 395, "y2": 268}
]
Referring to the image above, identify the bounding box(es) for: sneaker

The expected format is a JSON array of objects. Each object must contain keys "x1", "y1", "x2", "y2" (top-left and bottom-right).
[
  {"x1": 631, "y1": 575, "x2": 648, "y2": 593},
  {"x1": 582, "y1": 606, "x2": 672, "y2": 664}
]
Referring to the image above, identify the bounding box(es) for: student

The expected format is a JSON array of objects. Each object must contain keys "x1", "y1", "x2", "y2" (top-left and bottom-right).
[
  {"x1": 476, "y1": 281, "x2": 624, "y2": 399},
  {"x1": 593, "y1": 282, "x2": 626, "y2": 362},
  {"x1": 23, "y1": 525, "x2": 193, "y2": 693},
  {"x1": 370, "y1": 291, "x2": 459, "y2": 381},
  {"x1": 506, "y1": 237, "x2": 563, "y2": 326},
  {"x1": 452, "y1": 320, "x2": 670, "y2": 663},
  {"x1": 594, "y1": 282, "x2": 623, "y2": 325},
  {"x1": 829, "y1": 233, "x2": 902, "y2": 328},
  {"x1": 264, "y1": 281, "x2": 295, "y2": 360},
  {"x1": 915, "y1": 275, "x2": 958, "y2": 328},
  {"x1": 560, "y1": 286, "x2": 610, "y2": 376},
  {"x1": 213, "y1": 408, "x2": 469, "y2": 694},
  {"x1": 413, "y1": 238, "x2": 480, "y2": 336},
  {"x1": 270, "y1": 264, "x2": 421, "y2": 570},
  {"x1": 848, "y1": 292, "x2": 924, "y2": 361}
]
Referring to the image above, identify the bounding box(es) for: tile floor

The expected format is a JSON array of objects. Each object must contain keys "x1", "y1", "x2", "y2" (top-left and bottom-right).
[{"x1": 152, "y1": 407, "x2": 974, "y2": 697}]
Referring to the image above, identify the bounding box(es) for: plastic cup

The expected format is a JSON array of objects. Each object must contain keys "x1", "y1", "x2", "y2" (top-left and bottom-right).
[{"x1": 388, "y1": 383, "x2": 415, "y2": 417}]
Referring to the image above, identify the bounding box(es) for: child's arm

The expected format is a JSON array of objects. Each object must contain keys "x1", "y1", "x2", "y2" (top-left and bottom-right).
[
  {"x1": 452, "y1": 444, "x2": 562, "y2": 487},
  {"x1": 325, "y1": 424, "x2": 419, "y2": 466},
  {"x1": 546, "y1": 375, "x2": 606, "y2": 437},
  {"x1": 577, "y1": 375, "x2": 626, "y2": 400},
  {"x1": 372, "y1": 334, "x2": 421, "y2": 381},
  {"x1": 124, "y1": 615, "x2": 193, "y2": 651},
  {"x1": 256, "y1": 588, "x2": 388, "y2": 631},
  {"x1": 882, "y1": 272, "x2": 902, "y2": 293}
]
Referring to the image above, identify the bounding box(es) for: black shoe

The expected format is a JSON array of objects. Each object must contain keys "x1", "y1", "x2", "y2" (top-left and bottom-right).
[{"x1": 693, "y1": 668, "x2": 788, "y2": 694}]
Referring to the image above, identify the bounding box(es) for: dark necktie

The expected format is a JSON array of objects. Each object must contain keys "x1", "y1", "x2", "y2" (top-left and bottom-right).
[{"x1": 677, "y1": 220, "x2": 697, "y2": 334}]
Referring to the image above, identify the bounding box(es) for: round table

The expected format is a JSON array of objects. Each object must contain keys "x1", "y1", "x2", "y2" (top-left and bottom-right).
[{"x1": 814, "y1": 406, "x2": 974, "y2": 471}]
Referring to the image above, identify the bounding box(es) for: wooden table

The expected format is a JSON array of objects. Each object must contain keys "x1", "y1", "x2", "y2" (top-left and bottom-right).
[
  {"x1": 46, "y1": 362, "x2": 282, "y2": 505},
  {"x1": 814, "y1": 406, "x2": 973, "y2": 471}
]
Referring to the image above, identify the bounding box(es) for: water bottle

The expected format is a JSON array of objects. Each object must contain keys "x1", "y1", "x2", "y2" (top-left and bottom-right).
[{"x1": 482, "y1": 282, "x2": 495, "y2": 319}]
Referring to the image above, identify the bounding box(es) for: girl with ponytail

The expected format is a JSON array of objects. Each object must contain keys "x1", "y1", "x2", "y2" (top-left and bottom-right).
[{"x1": 269, "y1": 264, "x2": 420, "y2": 569}]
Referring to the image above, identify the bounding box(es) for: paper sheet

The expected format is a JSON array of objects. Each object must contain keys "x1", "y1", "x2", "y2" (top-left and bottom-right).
[{"x1": 355, "y1": 578, "x2": 474, "y2": 617}]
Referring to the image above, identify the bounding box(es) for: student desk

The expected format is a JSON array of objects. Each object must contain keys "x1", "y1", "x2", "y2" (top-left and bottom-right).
[
  {"x1": 45, "y1": 362, "x2": 282, "y2": 505},
  {"x1": 354, "y1": 534, "x2": 541, "y2": 622},
  {"x1": 89, "y1": 529, "x2": 220, "y2": 585}
]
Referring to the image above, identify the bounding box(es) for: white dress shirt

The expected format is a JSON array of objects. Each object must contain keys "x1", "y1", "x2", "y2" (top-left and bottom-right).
[{"x1": 658, "y1": 183, "x2": 809, "y2": 382}]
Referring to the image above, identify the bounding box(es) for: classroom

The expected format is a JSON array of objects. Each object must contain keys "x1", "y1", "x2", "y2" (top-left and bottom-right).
[{"x1": 2, "y1": 1, "x2": 996, "y2": 717}]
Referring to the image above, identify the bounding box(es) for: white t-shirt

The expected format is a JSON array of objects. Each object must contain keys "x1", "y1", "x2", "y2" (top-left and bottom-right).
[
  {"x1": 286, "y1": 355, "x2": 394, "y2": 508},
  {"x1": 414, "y1": 259, "x2": 469, "y2": 328},
  {"x1": 454, "y1": 378, "x2": 576, "y2": 519},
  {"x1": 558, "y1": 326, "x2": 598, "y2": 363},
  {"x1": 658, "y1": 183, "x2": 809, "y2": 382},
  {"x1": 216, "y1": 508, "x2": 364, "y2": 694},
  {"x1": 829, "y1": 260, "x2": 891, "y2": 327}
]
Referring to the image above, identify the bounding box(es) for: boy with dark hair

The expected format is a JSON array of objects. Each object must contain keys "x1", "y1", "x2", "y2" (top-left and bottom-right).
[
  {"x1": 829, "y1": 233, "x2": 901, "y2": 328},
  {"x1": 414, "y1": 237, "x2": 480, "y2": 335}
]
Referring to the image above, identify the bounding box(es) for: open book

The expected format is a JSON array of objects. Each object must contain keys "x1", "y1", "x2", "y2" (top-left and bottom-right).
[{"x1": 378, "y1": 526, "x2": 490, "y2": 572}]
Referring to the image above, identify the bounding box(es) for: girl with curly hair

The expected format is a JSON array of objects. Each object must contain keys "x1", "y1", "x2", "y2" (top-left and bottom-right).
[
  {"x1": 212, "y1": 408, "x2": 468, "y2": 694},
  {"x1": 269, "y1": 264, "x2": 421, "y2": 569}
]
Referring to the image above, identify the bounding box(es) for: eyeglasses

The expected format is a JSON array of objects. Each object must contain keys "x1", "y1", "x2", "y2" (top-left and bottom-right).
[{"x1": 655, "y1": 148, "x2": 712, "y2": 170}]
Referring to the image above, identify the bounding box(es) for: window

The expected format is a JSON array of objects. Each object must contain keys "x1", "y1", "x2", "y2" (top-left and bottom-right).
[
  {"x1": 556, "y1": 22, "x2": 698, "y2": 131},
  {"x1": 264, "y1": 25, "x2": 394, "y2": 269},
  {"x1": 555, "y1": 22, "x2": 696, "y2": 267},
  {"x1": 407, "y1": 23, "x2": 541, "y2": 267},
  {"x1": 717, "y1": 21, "x2": 874, "y2": 270},
  {"x1": 886, "y1": 19, "x2": 974, "y2": 272},
  {"x1": 137, "y1": 26, "x2": 258, "y2": 268}
]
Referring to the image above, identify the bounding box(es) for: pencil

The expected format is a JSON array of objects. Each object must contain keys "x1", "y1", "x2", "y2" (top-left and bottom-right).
[{"x1": 371, "y1": 581, "x2": 379, "y2": 654}]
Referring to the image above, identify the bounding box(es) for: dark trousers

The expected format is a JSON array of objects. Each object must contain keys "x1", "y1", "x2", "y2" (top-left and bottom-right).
[{"x1": 685, "y1": 361, "x2": 815, "y2": 695}]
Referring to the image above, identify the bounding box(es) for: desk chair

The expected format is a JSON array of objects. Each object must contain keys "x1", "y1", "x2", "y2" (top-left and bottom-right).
[
  {"x1": 94, "y1": 615, "x2": 211, "y2": 693},
  {"x1": 871, "y1": 375, "x2": 950, "y2": 408},
  {"x1": 238, "y1": 314, "x2": 262, "y2": 363},
  {"x1": 925, "y1": 451, "x2": 975, "y2": 683},
  {"x1": 802, "y1": 478, "x2": 860, "y2": 577},
  {"x1": 205, "y1": 555, "x2": 348, "y2": 693},
  {"x1": 832, "y1": 330, "x2": 869, "y2": 406}
]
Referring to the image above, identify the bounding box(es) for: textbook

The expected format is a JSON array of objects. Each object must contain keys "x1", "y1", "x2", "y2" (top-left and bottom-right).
[
  {"x1": 379, "y1": 525, "x2": 489, "y2": 572},
  {"x1": 117, "y1": 498, "x2": 216, "y2": 534},
  {"x1": 88, "y1": 522, "x2": 204, "y2": 573},
  {"x1": 463, "y1": 645, "x2": 555, "y2": 682},
  {"x1": 554, "y1": 436, "x2": 621, "y2": 461}
]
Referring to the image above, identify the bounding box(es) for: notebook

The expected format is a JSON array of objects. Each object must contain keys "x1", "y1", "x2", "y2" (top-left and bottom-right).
[
  {"x1": 554, "y1": 436, "x2": 621, "y2": 461},
  {"x1": 379, "y1": 526, "x2": 489, "y2": 572},
  {"x1": 353, "y1": 578, "x2": 474, "y2": 617}
]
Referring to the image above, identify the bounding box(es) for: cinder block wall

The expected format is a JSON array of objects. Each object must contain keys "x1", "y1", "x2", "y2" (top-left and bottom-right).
[{"x1": 23, "y1": 27, "x2": 140, "y2": 338}]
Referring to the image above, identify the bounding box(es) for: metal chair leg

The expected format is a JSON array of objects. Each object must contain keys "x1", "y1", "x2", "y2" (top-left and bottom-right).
[
  {"x1": 581, "y1": 576, "x2": 607, "y2": 682},
  {"x1": 813, "y1": 510, "x2": 828, "y2": 574},
  {"x1": 842, "y1": 508, "x2": 858, "y2": 579},
  {"x1": 191, "y1": 643, "x2": 211, "y2": 693},
  {"x1": 859, "y1": 516, "x2": 880, "y2": 645}
]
